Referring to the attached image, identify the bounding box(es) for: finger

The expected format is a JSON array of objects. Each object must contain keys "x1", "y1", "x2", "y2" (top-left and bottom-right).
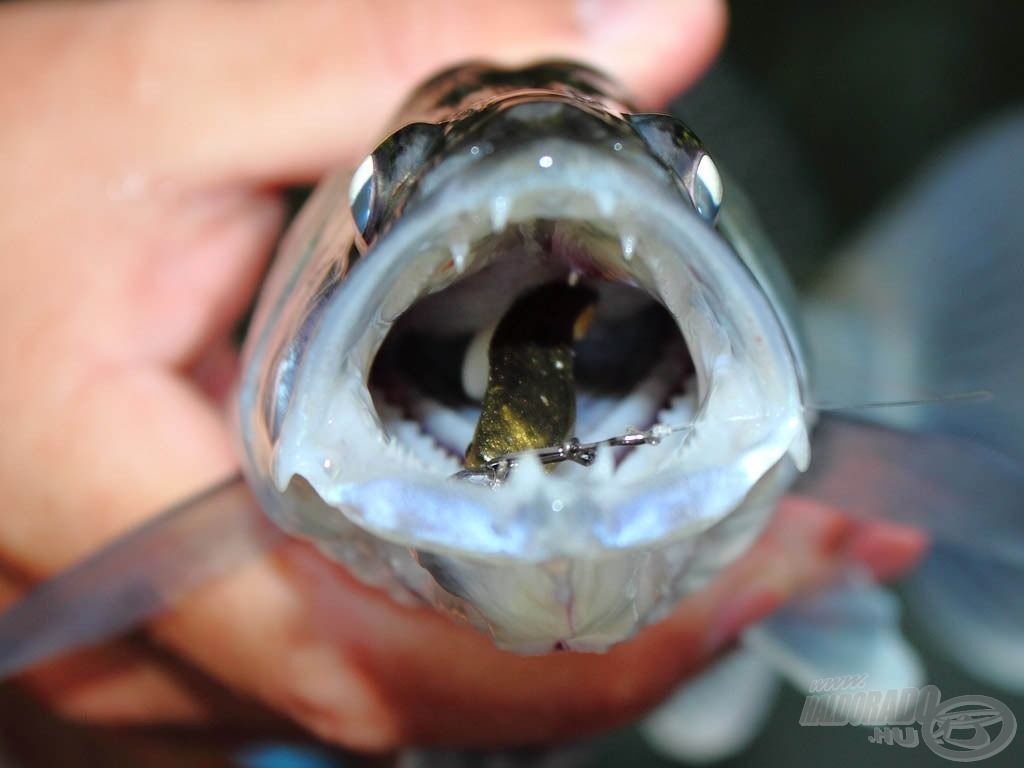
[
  {"x1": 0, "y1": 683, "x2": 294, "y2": 768},
  {"x1": 694, "y1": 498, "x2": 927, "y2": 657},
  {"x1": 0, "y1": 187, "x2": 280, "y2": 571},
  {"x1": 840, "y1": 516, "x2": 929, "y2": 582},
  {"x1": 1, "y1": 0, "x2": 726, "y2": 185},
  {"x1": 21, "y1": 641, "x2": 221, "y2": 726}
]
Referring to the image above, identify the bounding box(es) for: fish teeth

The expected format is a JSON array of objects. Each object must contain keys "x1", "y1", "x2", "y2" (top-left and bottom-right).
[
  {"x1": 489, "y1": 195, "x2": 510, "y2": 232},
  {"x1": 450, "y1": 238, "x2": 470, "y2": 273},
  {"x1": 619, "y1": 231, "x2": 637, "y2": 261},
  {"x1": 589, "y1": 443, "x2": 617, "y2": 481}
]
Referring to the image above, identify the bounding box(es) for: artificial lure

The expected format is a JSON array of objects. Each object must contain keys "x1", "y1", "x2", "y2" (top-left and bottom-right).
[{"x1": 463, "y1": 281, "x2": 597, "y2": 472}]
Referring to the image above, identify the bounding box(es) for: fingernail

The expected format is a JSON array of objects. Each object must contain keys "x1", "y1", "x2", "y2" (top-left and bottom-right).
[{"x1": 845, "y1": 522, "x2": 930, "y2": 582}]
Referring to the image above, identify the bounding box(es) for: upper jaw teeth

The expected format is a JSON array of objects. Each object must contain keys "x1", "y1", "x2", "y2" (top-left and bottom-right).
[
  {"x1": 489, "y1": 194, "x2": 511, "y2": 231},
  {"x1": 455, "y1": 187, "x2": 635, "y2": 264},
  {"x1": 449, "y1": 238, "x2": 470, "y2": 273},
  {"x1": 619, "y1": 231, "x2": 637, "y2": 260}
]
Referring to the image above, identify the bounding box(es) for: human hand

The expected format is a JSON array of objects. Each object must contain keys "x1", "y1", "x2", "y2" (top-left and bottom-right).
[{"x1": 0, "y1": 0, "x2": 925, "y2": 751}]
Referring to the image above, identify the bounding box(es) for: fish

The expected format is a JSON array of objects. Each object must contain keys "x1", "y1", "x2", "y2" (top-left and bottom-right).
[
  {"x1": 235, "y1": 59, "x2": 811, "y2": 653},
  {"x1": 0, "y1": 63, "x2": 1021, "y2": 753}
]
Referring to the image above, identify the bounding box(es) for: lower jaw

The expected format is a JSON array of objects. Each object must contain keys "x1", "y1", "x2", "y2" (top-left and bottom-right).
[{"x1": 305, "y1": 452, "x2": 796, "y2": 653}]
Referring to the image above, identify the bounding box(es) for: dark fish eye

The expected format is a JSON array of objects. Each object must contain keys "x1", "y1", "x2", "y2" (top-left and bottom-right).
[
  {"x1": 347, "y1": 122, "x2": 445, "y2": 252},
  {"x1": 627, "y1": 113, "x2": 724, "y2": 223},
  {"x1": 349, "y1": 153, "x2": 376, "y2": 238}
]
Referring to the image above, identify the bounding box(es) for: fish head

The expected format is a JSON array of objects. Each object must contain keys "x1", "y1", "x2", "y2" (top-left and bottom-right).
[{"x1": 237, "y1": 62, "x2": 810, "y2": 652}]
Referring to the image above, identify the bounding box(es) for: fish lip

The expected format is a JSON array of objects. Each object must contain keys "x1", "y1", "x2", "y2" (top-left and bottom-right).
[{"x1": 269, "y1": 138, "x2": 808, "y2": 559}]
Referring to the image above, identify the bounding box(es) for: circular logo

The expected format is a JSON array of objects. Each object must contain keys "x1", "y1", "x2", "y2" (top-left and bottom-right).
[{"x1": 921, "y1": 694, "x2": 1017, "y2": 762}]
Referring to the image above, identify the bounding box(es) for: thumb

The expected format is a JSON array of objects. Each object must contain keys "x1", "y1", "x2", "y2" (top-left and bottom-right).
[{"x1": 2, "y1": 0, "x2": 725, "y2": 186}]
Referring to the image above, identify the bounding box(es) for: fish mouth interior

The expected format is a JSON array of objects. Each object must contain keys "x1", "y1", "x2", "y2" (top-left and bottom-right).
[
  {"x1": 270, "y1": 139, "x2": 806, "y2": 556},
  {"x1": 368, "y1": 218, "x2": 695, "y2": 472}
]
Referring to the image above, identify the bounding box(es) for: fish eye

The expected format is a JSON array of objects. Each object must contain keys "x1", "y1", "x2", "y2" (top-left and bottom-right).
[
  {"x1": 692, "y1": 154, "x2": 723, "y2": 221},
  {"x1": 347, "y1": 122, "x2": 445, "y2": 251},
  {"x1": 349, "y1": 153, "x2": 376, "y2": 238},
  {"x1": 627, "y1": 113, "x2": 723, "y2": 223}
]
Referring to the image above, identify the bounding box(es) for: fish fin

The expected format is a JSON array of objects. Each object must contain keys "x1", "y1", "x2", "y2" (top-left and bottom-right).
[
  {"x1": 803, "y1": 110, "x2": 1024, "y2": 447},
  {"x1": 742, "y1": 571, "x2": 924, "y2": 696},
  {"x1": 802, "y1": 112, "x2": 1024, "y2": 692},
  {"x1": 641, "y1": 647, "x2": 782, "y2": 764},
  {"x1": 795, "y1": 415, "x2": 1024, "y2": 565},
  {"x1": 644, "y1": 575, "x2": 923, "y2": 763},
  {"x1": 0, "y1": 474, "x2": 283, "y2": 680},
  {"x1": 797, "y1": 416, "x2": 1024, "y2": 694},
  {"x1": 904, "y1": 545, "x2": 1024, "y2": 692}
]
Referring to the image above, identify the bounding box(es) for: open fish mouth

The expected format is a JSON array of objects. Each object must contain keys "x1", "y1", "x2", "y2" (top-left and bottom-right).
[
  {"x1": 372, "y1": 234, "x2": 691, "y2": 463},
  {"x1": 243, "y1": 99, "x2": 810, "y2": 650}
]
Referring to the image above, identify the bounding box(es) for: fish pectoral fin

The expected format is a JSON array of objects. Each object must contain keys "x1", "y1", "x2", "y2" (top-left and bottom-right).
[
  {"x1": 741, "y1": 569, "x2": 924, "y2": 698},
  {"x1": 796, "y1": 415, "x2": 1024, "y2": 562},
  {"x1": 0, "y1": 474, "x2": 283, "y2": 680},
  {"x1": 796, "y1": 416, "x2": 1024, "y2": 692},
  {"x1": 644, "y1": 570, "x2": 925, "y2": 763},
  {"x1": 642, "y1": 647, "x2": 782, "y2": 763},
  {"x1": 801, "y1": 114, "x2": 1024, "y2": 694},
  {"x1": 800, "y1": 111, "x2": 1024, "y2": 557}
]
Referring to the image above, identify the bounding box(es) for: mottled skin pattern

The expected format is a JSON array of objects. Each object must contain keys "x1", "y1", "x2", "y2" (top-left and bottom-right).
[
  {"x1": 465, "y1": 283, "x2": 596, "y2": 469},
  {"x1": 396, "y1": 61, "x2": 633, "y2": 128}
]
